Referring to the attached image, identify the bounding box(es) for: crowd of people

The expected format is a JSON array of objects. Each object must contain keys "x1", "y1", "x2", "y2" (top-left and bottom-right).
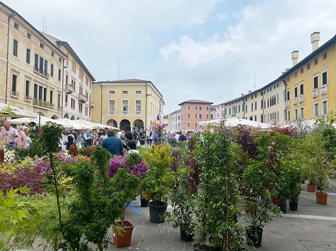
[{"x1": 0, "y1": 120, "x2": 197, "y2": 156}]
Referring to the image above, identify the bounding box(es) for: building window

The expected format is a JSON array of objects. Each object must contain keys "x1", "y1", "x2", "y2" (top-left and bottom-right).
[
  {"x1": 122, "y1": 91, "x2": 128, "y2": 94},
  {"x1": 40, "y1": 43, "x2": 44, "y2": 49},
  {"x1": 188, "y1": 106, "x2": 190, "y2": 110},
  {"x1": 109, "y1": 91, "x2": 115, "y2": 95},
  {"x1": 188, "y1": 114, "x2": 190, "y2": 119},
  {"x1": 43, "y1": 88, "x2": 47, "y2": 101},
  {"x1": 27, "y1": 32, "x2": 31, "y2": 39},
  {"x1": 314, "y1": 75, "x2": 318, "y2": 89},
  {"x1": 79, "y1": 103, "x2": 83, "y2": 113},
  {"x1": 261, "y1": 100, "x2": 263, "y2": 109},
  {"x1": 122, "y1": 100, "x2": 128, "y2": 113},
  {"x1": 294, "y1": 86, "x2": 298, "y2": 98},
  {"x1": 199, "y1": 114, "x2": 202, "y2": 119},
  {"x1": 136, "y1": 100, "x2": 141, "y2": 114},
  {"x1": 314, "y1": 58, "x2": 318, "y2": 65},
  {"x1": 255, "y1": 101, "x2": 257, "y2": 110},
  {"x1": 307, "y1": 63, "x2": 310, "y2": 70},
  {"x1": 286, "y1": 90, "x2": 290, "y2": 101},
  {"x1": 206, "y1": 107, "x2": 209, "y2": 111},
  {"x1": 26, "y1": 48, "x2": 30, "y2": 64},
  {"x1": 195, "y1": 106, "x2": 197, "y2": 110},
  {"x1": 25, "y1": 80, "x2": 30, "y2": 98},
  {"x1": 50, "y1": 90, "x2": 53, "y2": 104},
  {"x1": 300, "y1": 83, "x2": 304, "y2": 95},
  {"x1": 314, "y1": 102, "x2": 319, "y2": 117},
  {"x1": 300, "y1": 68, "x2": 303, "y2": 74},
  {"x1": 13, "y1": 39, "x2": 18, "y2": 56},
  {"x1": 261, "y1": 115, "x2": 263, "y2": 123},
  {"x1": 51, "y1": 64, "x2": 54, "y2": 77},
  {"x1": 34, "y1": 84, "x2": 38, "y2": 99},
  {"x1": 195, "y1": 114, "x2": 197, "y2": 119},
  {"x1": 322, "y1": 100, "x2": 327, "y2": 115},
  {"x1": 287, "y1": 111, "x2": 290, "y2": 122},
  {"x1": 323, "y1": 52, "x2": 327, "y2": 60},
  {"x1": 65, "y1": 94, "x2": 68, "y2": 105},
  {"x1": 300, "y1": 107, "x2": 304, "y2": 119},
  {"x1": 251, "y1": 103, "x2": 253, "y2": 111},
  {"x1": 195, "y1": 123, "x2": 197, "y2": 128},
  {"x1": 58, "y1": 70, "x2": 61, "y2": 81},
  {"x1": 38, "y1": 86, "x2": 43, "y2": 100},
  {"x1": 322, "y1": 71, "x2": 328, "y2": 85},
  {"x1": 294, "y1": 108, "x2": 298, "y2": 121},
  {"x1": 136, "y1": 90, "x2": 142, "y2": 94},
  {"x1": 12, "y1": 74, "x2": 17, "y2": 94},
  {"x1": 199, "y1": 107, "x2": 202, "y2": 110},
  {"x1": 58, "y1": 93, "x2": 61, "y2": 108},
  {"x1": 188, "y1": 123, "x2": 190, "y2": 128},
  {"x1": 254, "y1": 115, "x2": 257, "y2": 121}
]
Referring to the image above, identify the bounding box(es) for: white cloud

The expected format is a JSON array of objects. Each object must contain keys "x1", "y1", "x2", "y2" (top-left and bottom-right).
[{"x1": 160, "y1": 36, "x2": 239, "y2": 68}]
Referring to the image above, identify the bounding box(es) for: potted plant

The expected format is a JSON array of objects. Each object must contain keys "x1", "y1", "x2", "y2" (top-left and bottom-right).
[
  {"x1": 109, "y1": 153, "x2": 148, "y2": 247},
  {"x1": 193, "y1": 125, "x2": 243, "y2": 251},
  {"x1": 243, "y1": 161, "x2": 280, "y2": 248},
  {"x1": 141, "y1": 144, "x2": 174, "y2": 223},
  {"x1": 286, "y1": 160, "x2": 303, "y2": 211},
  {"x1": 165, "y1": 166, "x2": 195, "y2": 242}
]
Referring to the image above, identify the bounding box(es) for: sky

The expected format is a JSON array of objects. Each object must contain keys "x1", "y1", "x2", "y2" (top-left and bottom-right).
[{"x1": 3, "y1": 0, "x2": 336, "y2": 114}]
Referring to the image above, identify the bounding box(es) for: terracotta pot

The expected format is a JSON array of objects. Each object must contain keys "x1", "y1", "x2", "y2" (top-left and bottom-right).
[
  {"x1": 307, "y1": 184, "x2": 316, "y2": 193},
  {"x1": 271, "y1": 196, "x2": 279, "y2": 204},
  {"x1": 113, "y1": 220, "x2": 134, "y2": 248},
  {"x1": 190, "y1": 187, "x2": 198, "y2": 196},
  {"x1": 0, "y1": 148, "x2": 4, "y2": 163},
  {"x1": 316, "y1": 192, "x2": 328, "y2": 205}
]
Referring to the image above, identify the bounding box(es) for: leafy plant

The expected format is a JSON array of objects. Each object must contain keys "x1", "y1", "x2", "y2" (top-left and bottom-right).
[{"x1": 141, "y1": 144, "x2": 174, "y2": 206}]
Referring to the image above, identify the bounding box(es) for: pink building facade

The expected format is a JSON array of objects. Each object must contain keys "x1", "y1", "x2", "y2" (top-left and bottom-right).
[{"x1": 179, "y1": 99, "x2": 213, "y2": 131}]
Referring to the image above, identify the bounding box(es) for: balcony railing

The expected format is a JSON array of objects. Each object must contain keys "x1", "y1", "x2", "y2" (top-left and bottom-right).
[
  {"x1": 65, "y1": 84, "x2": 73, "y2": 94},
  {"x1": 24, "y1": 95, "x2": 32, "y2": 101},
  {"x1": 78, "y1": 94, "x2": 87, "y2": 103},
  {"x1": 11, "y1": 90, "x2": 19, "y2": 97},
  {"x1": 108, "y1": 111, "x2": 115, "y2": 116},
  {"x1": 135, "y1": 111, "x2": 142, "y2": 115},
  {"x1": 90, "y1": 101, "x2": 94, "y2": 108},
  {"x1": 312, "y1": 88, "x2": 319, "y2": 98},
  {"x1": 299, "y1": 95, "x2": 304, "y2": 103},
  {"x1": 293, "y1": 97, "x2": 297, "y2": 105},
  {"x1": 320, "y1": 85, "x2": 328, "y2": 95},
  {"x1": 34, "y1": 67, "x2": 49, "y2": 79},
  {"x1": 122, "y1": 111, "x2": 128, "y2": 115},
  {"x1": 285, "y1": 100, "x2": 290, "y2": 108},
  {"x1": 33, "y1": 98, "x2": 49, "y2": 109}
]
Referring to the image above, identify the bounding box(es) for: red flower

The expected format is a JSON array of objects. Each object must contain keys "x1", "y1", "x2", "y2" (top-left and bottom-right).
[{"x1": 85, "y1": 150, "x2": 88, "y2": 155}]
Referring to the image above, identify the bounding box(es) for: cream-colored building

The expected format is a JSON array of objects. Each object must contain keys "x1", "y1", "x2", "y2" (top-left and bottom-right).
[
  {"x1": 92, "y1": 79, "x2": 164, "y2": 131},
  {"x1": 0, "y1": 2, "x2": 66, "y2": 118},
  {"x1": 215, "y1": 94, "x2": 246, "y2": 120},
  {"x1": 166, "y1": 109, "x2": 181, "y2": 132},
  {"x1": 43, "y1": 33, "x2": 95, "y2": 121}
]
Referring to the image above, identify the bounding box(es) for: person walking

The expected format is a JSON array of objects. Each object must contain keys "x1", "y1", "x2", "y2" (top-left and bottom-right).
[
  {"x1": 65, "y1": 131, "x2": 75, "y2": 151},
  {"x1": 1, "y1": 121, "x2": 18, "y2": 149},
  {"x1": 138, "y1": 130, "x2": 147, "y2": 146},
  {"x1": 101, "y1": 130, "x2": 124, "y2": 156},
  {"x1": 16, "y1": 126, "x2": 27, "y2": 148}
]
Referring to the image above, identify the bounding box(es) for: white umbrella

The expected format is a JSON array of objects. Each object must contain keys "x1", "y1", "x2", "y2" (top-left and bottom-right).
[
  {"x1": 199, "y1": 118, "x2": 271, "y2": 129},
  {"x1": 8, "y1": 116, "x2": 53, "y2": 127}
]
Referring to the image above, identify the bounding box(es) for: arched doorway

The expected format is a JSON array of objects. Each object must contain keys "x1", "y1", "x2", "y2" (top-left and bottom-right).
[
  {"x1": 70, "y1": 116, "x2": 75, "y2": 120},
  {"x1": 64, "y1": 113, "x2": 69, "y2": 119},
  {"x1": 107, "y1": 119, "x2": 117, "y2": 128},
  {"x1": 51, "y1": 115, "x2": 58, "y2": 119},
  {"x1": 133, "y1": 119, "x2": 144, "y2": 132},
  {"x1": 120, "y1": 119, "x2": 131, "y2": 132}
]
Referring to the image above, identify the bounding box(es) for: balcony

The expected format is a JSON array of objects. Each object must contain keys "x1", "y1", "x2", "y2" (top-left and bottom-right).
[
  {"x1": 33, "y1": 98, "x2": 49, "y2": 109},
  {"x1": 299, "y1": 95, "x2": 304, "y2": 103},
  {"x1": 49, "y1": 103, "x2": 55, "y2": 108},
  {"x1": 285, "y1": 100, "x2": 290, "y2": 108},
  {"x1": 108, "y1": 111, "x2": 115, "y2": 116},
  {"x1": 122, "y1": 111, "x2": 128, "y2": 116},
  {"x1": 89, "y1": 101, "x2": 94, "y2": 108},
  {"x1": 135, "y1": 111, "x2": 142, "y2": 116},
  {"x1": 78, "y1": 94, "x2": 87, "y2": 103},
  {"x1": 11, "y1": 90, "x2": 19, "y2": 98},
  {"x1": 34, "y1": 67, "x2": 49, "y2": 79},
  {"x1": 312, "y1": 88, "x2": 319, "y2": 98},
  {"x1": 320, "y1": 85, "x2": 328, "y2": 95},
  {"x1": 24, "y1": 95, "x2": 32, "y2": 101},
  {"x1": 293, "y1": 97, "x2": 298, "y2": 105},
  {"x1": 57, "y1": 105, "x2": 61, "y2": 111},
  {"x1": 65, "y1": 84, "x2": 73, "y2": 94}
]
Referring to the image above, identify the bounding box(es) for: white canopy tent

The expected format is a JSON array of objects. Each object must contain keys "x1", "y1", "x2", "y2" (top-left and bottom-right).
[
  {"x1": 199, "y1": 117, "x2": 272, "y2": 129},
  {"x1": 8, "y1": 116, "x2": 53, "y2": 127}
]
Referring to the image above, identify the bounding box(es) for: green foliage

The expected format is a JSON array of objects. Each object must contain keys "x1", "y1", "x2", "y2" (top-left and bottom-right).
[
  {"x1": 285, "y1": 160, "x2": 303, "y2": 203},
  {"x1": 165, "y1": 167, "x2": 195, "y2": 235},
  {"x1": 40, "y1": 122, "x2": 63, "y2": 155},
  {"x1": 194, "y1": 125, "x2": 243, "y2": 250},
  {"x1": 141, "y1": 144, "x2": 175, "y2": 205}
]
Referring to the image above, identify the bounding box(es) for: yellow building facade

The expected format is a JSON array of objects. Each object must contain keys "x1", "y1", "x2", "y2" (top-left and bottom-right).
[
  {"x1": 282, "y1": 33, "x2": 336, "y2": 122},
  {"x1": 0, "y1": 2, "x2": 66, "y2": 118},
  {"x1": 92, "y1": 79, "x2": 164, "y2": 131}
]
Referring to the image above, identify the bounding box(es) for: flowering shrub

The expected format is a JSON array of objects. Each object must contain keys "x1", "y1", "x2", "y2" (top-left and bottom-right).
[
  {"x1": 68, "y1": 144, "x2": 78, "y2": 156},
  {"x1": 79, "y1": 146, "x2": 95, "y2": 157},
  {"x1": 109, "y1": 154, "x2": 148, "y2": 179},
  {"x1": 4, "y1": 149, "x2": 15, "y2": 164}
]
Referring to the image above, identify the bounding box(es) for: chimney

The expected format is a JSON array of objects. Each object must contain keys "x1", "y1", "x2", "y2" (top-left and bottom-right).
[
  {"x1": 248, "y1": 90, "x2": 252, "y2": 93},
  {"x1": 241, "y1": 93, "x2": 244, "y2": 96},
  {"x1": 311, "y1": 32, "x2": 320, "y2": 52},
  {"x1": 291, "y1": 51, "x2": 299, "y2": 66}
]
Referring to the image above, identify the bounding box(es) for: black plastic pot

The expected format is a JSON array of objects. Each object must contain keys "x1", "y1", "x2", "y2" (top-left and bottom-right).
[
  {"x1": 246, "y1": 227, "x2": 263, "y2": 247},
  {"x1": 180, "y1": 227, "x2": 193, "y2": 242},
  {"x1": 289, "y1": 201, "x2": 298, "y2": 211},
  {"x1": 193, "y1": 243, "x2": 208, "y2": 251},
  {"x1": 140, "y1": 198, "x2": 149, "y2": 207},
  {"x1": 148, "y1": 202, "x2": 167, "y2": 223},
  {"x1": 279, "y1": 203, "x2": 287, "y2": 214}
]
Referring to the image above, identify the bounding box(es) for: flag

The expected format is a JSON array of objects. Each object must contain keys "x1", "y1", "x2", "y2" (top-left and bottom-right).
[{"x1": 157, "y1": 113, "x2": 160, "y2": 121}]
